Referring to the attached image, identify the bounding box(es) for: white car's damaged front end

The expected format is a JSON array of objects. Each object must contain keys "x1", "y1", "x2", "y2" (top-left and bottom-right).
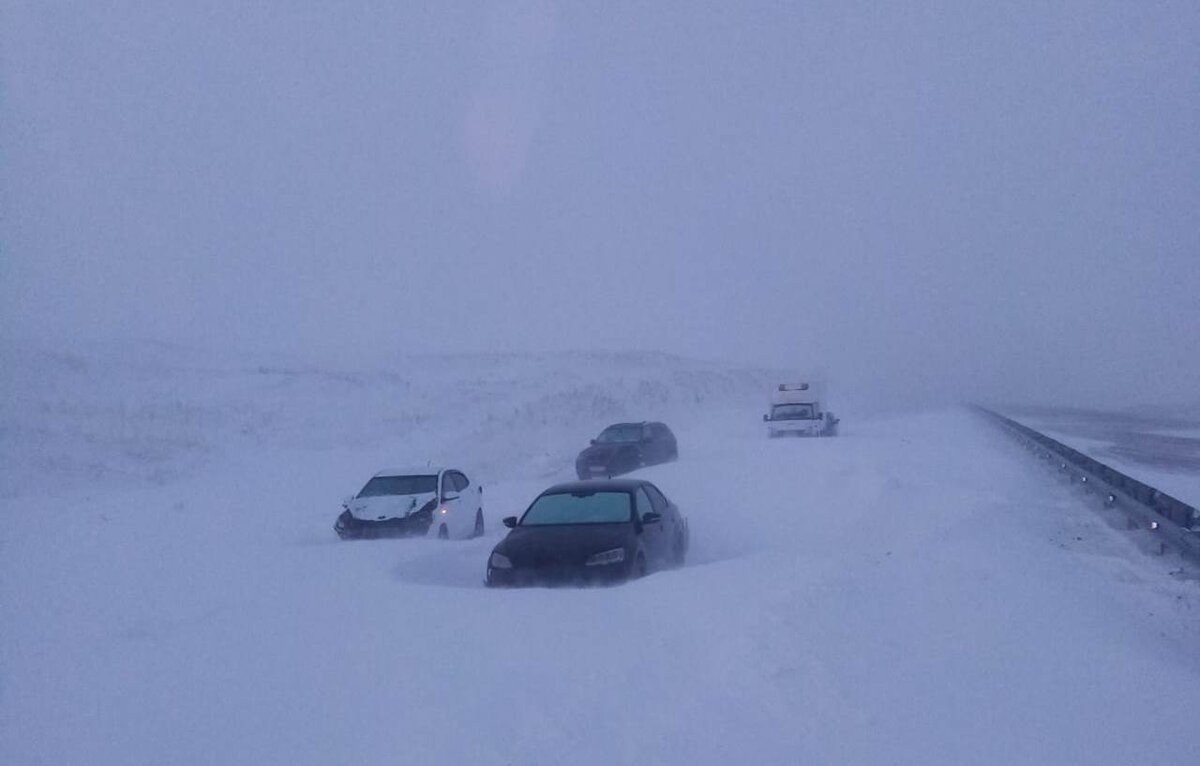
[{"x1": 334, "y1": 491, "x2": 441, "y2": 539}]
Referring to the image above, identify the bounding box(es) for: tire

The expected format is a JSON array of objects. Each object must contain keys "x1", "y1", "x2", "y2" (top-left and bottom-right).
[
  {"x1": 437, "y1": 524, "x2": 449, "y2": 540},
  {"x1": 473, "y1": 510, "x2": 485, "y2": 538}
]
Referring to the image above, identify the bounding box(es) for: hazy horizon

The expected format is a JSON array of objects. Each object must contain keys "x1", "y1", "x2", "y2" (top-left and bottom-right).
[{"x1": 4, "y1": 1, "x2": 1198, "y2": 409}]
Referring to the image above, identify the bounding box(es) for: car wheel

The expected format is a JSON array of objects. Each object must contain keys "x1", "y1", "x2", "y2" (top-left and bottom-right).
[
  {"x1": 437, "y1": 524, "x2": 449, "y2": 540},
  {"x1": 473, "y1": 510, "x2": 485, "y2": 538}
]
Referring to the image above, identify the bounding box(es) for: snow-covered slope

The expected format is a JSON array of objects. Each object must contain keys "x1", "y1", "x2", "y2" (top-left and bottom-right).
[
  {"x1": 3, "y1": 346, "x2": 1199, "y2": 765},
  {"x1": 0, "y1": 342, "x2": 775, "y2": 498}
]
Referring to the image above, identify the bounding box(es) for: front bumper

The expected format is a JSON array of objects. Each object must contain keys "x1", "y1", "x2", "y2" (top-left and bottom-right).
[
  {"x1": 767, "y1": 421, "x2": 825, "y2": 437},
  {"x1": 334, "y1": 510, "x2": 433, "y2": 539},
  {"x1": 486, "y1": 560, "x2": 633, "y2": 587}
]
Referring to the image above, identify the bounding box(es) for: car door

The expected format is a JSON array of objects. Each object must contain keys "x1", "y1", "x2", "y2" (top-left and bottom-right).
[
  {"x1": 644, "y1": 482, "x2": 681, "y2": 556},
  {"x1": 454, "y1": 470, "x2": 482, "y2": 534},
  {"x1": 439, "y1": 471, "x2": 466, "y2": 538},
  {"x1": 658, "y1": 423, "x2": 678, "y2": 460},
  {"x1": 642, "y1": 423, "x2": 664, "y2": 465},
  {"x1": 635, "y1": 487, "x2": 667, "y2": 564},
  {"x1": 461, "y1": 470, "x2": 482, "y2": 516},
  {"x1": 643, "y1": 422, "x2": 662, "y2": 465}
]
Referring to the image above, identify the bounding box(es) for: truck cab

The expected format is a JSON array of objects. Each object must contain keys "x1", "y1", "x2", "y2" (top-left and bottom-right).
[{"x1": 763, "y1": 383, "x2": 839, "y2": 438}]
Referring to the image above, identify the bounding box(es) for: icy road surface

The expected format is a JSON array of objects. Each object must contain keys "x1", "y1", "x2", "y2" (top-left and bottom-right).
[{"x1": 4, "y1": 402, "x2": 1200, "y2": 763}]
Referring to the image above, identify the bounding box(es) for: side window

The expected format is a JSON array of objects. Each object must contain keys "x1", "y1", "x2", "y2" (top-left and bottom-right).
[
  {"x1": 635, "y1": 489, "x2": 655, "y2": 520},
  {"x1": 644, "y1": 484, "x2": 669, "y2": 513}
]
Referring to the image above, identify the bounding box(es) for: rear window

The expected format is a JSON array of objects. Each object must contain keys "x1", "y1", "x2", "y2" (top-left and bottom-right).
[
  {"x1": 520, "y1": 491, "x2": 633, "y2": 525},
  {"x1": 595, "y1": 424, "x2": 644, "y2": 443},
  {"x1": 357, "y1": 475, "x2": 438, "y2": 498}
]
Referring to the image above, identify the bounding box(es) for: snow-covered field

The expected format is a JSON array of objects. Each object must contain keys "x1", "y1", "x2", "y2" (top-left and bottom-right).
[{"x1": 3, "y1": 345, "x2": 1200, "y2": 765}]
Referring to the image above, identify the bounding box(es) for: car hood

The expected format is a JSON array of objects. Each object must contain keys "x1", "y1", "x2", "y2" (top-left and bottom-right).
[
  {"x1": 493, "y1": 524, "x2": 636, "y2": 567},
  {"x1": 347, "y1": 492, "x2": 437, "y2": 521}
]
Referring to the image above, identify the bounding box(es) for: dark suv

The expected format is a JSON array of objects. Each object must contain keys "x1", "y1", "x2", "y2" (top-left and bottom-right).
[{"x1": 575, "y1": 422, "x2": 678, "y2": 479}]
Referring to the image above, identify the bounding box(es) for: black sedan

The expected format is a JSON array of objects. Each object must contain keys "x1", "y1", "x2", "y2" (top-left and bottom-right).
[
  {"x1": 485, "y1": 479, "x2": 689, "y2": 587},
  {"x1": 574, "y1": 421, "x2": 678, "y2": 480}
]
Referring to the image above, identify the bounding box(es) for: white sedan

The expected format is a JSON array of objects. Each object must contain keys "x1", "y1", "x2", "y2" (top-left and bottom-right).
[{"x1": 334, "y1": 466, "x2": 484, "y2": 540}]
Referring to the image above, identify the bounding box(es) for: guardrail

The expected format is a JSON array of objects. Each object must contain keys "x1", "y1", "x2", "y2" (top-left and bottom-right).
[{"x1": 974, "y1": 406, "x2": 1200, "y2": 563}]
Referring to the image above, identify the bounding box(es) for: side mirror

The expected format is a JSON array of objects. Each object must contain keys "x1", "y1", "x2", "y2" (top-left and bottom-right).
[
  {"x1": 590, "y1": 439, "x2": 598, "y2": 445},
  {"x1": 341, "y1": 495, "x2": 354, "y2": 508},
  {"x1": 762, "y1": 414, "x2": 769, "y2": 422},
  {"x1": 641, "y1": 512, "x2": 662, "y2": 524},
  {"x1": 442, "y1": 491, "x2": 460, "y2": 502},
  {"x1": 502, "y1": 516, "x2": 518, "y2": 529}
]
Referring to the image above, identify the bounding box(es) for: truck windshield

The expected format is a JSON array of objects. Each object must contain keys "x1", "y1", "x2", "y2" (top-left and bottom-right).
[{"x1": 772, "y1": 404, "x2": 816, "y2": 420}]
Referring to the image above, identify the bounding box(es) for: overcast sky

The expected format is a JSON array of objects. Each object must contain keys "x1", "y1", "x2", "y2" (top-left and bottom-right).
[{"x1": 3, "y1": 1, "x2": 1198, "y2": 407}]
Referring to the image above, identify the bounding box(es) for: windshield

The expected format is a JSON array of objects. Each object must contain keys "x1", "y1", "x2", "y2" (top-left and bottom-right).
[
  {"x1": 357, "y1": 475, "x2": 438, "y2": 498},
  {"x1": 595, "y1": 424, "x2": 644, "y2": 443},
  {"x1": 520, "y1": 491, "x2": 633, "y2": 525},
  {"x1": 772, "y1": 403, "x2": 816, "y2": 420}
]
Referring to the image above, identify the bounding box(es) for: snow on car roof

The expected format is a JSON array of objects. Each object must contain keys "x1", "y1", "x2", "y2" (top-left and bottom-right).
[
  {"x1": 543, "y1": 478, "x2": 653, "y2": 494},
  {"x1": 373, "y1": 466, "x2": 447, "y2": 477}
]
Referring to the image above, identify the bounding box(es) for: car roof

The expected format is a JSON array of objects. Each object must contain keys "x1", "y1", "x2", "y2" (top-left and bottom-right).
[
  {"x1": 601, "y1": 421, "x2": 669, "y2": 428},
  {"x1": 373, "y1": 466, "x2": 448, "y2": 478},
  {"x1": 540, "y1": 478, "x2": 652, "y2": 494}
]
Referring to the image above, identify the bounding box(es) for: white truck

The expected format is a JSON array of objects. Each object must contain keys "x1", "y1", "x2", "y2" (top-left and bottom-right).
[{"x1": 763, "y1": 382, "x2": 839, "y2": 438}]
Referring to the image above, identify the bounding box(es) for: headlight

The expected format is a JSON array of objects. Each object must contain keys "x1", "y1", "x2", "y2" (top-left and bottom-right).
[
  {"x1": 585, "y1": 547, "x2": 625, "y2": 566},
  {"x1": 489, "y1": 552, "x2": 512, "y2": 569}
]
